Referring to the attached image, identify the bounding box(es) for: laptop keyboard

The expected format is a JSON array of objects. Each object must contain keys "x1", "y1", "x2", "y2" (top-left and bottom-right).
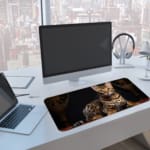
[{"x1": 0, "y1": 104, "x2": 34, "y2": 129}]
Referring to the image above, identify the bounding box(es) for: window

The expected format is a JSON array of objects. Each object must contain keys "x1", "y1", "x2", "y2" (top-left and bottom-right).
[
  {"x1": 1, "y1": 0, "x2": 150, "y2": 71},
  {"x1": 0, "y1": 0, "x2": 41, "y2": 71},
  {"x1": 48, "y1": 0, "x2": 150, "y2": 51}
]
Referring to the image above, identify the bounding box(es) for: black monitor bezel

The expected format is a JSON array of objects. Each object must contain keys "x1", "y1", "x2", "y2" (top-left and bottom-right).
[{"x1": 39, "y1": 22, "x2": 112, "y2": 78}]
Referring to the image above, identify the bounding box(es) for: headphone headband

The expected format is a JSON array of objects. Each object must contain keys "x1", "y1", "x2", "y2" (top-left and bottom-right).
[{"x1": 112, "y1": 33, "x2": 135, "y2": 50}]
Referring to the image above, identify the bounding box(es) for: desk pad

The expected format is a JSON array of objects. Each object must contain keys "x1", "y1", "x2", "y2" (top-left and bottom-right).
[{"x1": 44, "y1": 78, "x2": 149, "y2": 131}]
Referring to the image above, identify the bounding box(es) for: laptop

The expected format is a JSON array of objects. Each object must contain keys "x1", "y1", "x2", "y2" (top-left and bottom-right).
[{"x1": 0, "y1": 73, "x2": 47, "y2": 135}]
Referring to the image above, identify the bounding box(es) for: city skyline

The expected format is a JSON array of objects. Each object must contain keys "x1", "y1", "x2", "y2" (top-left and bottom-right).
[{"x1": 0, "y1": 0, "x2": 150, "y2": 70}]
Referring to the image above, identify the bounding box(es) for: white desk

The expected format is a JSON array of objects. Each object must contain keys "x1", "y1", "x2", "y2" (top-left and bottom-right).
[{"x1": 1, "y1": 57, "x2": 150, "y2": 150}]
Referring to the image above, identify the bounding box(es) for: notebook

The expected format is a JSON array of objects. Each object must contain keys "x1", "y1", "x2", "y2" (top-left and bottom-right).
[{"x1": 0, "y1": 73, "x2": 47, "y2": 135}]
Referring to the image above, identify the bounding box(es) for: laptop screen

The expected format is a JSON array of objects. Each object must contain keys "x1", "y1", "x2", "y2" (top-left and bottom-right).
[{"x1": 0, "y1": 73, "x2": 17, "y2": 120}]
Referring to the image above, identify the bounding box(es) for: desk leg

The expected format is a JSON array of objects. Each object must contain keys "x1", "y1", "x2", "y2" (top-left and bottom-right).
[
  {"x1": 133, "y1": 131, "x2": 150, "y2": 149},
  {"x1": 142, "y1": 130, "x2": 150, "y2": 147}
]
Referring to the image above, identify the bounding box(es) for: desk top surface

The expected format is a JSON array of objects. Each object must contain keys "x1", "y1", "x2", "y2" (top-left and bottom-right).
[{"x1": 1, "y1": 57, "x2": 150, "y2": 150}]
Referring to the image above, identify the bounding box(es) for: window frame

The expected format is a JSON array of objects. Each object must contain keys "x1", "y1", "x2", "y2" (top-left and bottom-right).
[{"x1": 41, "y1": 0, "x2": 51, "y2": 25}]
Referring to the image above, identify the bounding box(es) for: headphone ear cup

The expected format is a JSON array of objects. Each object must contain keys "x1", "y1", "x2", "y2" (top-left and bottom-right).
[
  {"x1": 125, "y1": 52, "x2": 132, "y2": 59},
  {"x1": 113, "y1": 50, "x2": 120, "y2": 59}
]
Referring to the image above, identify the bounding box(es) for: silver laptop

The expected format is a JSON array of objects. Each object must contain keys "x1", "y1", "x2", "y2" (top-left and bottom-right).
[{"x1": 0, "y1": 73, "x2": 47, "y2": 135}]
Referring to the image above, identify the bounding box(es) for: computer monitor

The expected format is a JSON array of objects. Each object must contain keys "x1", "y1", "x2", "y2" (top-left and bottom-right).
[{"x1": 39, "y1": 22, "x2": 112, "y2": 84}]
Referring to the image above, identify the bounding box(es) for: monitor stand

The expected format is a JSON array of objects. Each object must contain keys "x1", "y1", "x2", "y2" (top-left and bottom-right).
[
  {"x1": 67, "y1": 78, "x2": 89, "y2": 86},
  {"x1": 114, "y1": 64, "x2": 134, "y2": 69},
  {"x1": 67, "y1": 77, "x2": 93, "y2": 87}
]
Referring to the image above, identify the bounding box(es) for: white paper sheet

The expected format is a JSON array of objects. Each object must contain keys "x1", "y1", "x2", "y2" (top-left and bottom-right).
[{"x1": 6, "y1": 76, "x2": 35, "y2": 89}]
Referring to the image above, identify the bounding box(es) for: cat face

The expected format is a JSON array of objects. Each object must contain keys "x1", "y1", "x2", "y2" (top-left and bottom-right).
[{"x1": 92, "y1": 84, "x2": 115, "y2": 99}]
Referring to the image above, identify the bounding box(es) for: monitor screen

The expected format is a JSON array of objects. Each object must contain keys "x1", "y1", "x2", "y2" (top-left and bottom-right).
[{"x1": 39, "y1": 22, "x2": 112, "y2": 83}]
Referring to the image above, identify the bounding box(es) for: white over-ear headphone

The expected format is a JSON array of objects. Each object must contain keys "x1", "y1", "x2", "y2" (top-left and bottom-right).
[{"x1": 112, "y1": 33, "x2": 135, "y2": 59}]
